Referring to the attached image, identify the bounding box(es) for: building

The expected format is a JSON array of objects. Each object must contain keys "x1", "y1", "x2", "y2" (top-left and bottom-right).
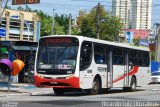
[
  {"x1": 125, "y1": 29, "x2": 150, "y2": 39},
  {"x1": 112, "y1": 0, "x2": 152, "y2": 30},
  {"x1": 112, "y1": 0, "x2": 132, "y2": 29},
  {"x1": 0, "y1": 9, "x2": 41, "y2": 83},
  {"x1": 0, "y1": 8, "x2": 40, "y2": 42},
  {"x1": 131, "y1": 0, "x2": 152, "y2": 30},
  {"x1": 124, "y1": 29, "x2": 150, "y2": 47}
]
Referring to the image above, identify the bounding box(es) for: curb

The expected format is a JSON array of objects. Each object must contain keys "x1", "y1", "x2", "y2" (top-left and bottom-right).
[
  {"x1": 0, "y1": 91, "x2": 53, "y2": 97},
  {"x1": 0, "y1": 92, "x2": 31, "y2": 97},
  {"x1": 30, "y1": 91, "x2": 53, "y2": 95}
]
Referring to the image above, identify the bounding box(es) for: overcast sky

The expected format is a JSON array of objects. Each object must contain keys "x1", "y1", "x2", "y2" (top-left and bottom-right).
[{"x1": 6, "y1": 0, "x2": 160, "y2": 26}]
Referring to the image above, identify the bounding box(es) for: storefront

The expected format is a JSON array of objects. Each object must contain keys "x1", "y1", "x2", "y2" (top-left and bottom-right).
[{"x1": 0, "y1": 41, "x2": 37, "y2": 83}]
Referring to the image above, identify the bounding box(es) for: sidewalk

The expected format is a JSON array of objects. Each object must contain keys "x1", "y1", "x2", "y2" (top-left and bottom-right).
[{"x1": 0, "y1": 83, "x2": 53, "y2": 97}]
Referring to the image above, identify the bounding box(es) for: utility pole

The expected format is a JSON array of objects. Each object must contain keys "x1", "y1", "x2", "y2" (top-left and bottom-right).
[
  {"x1": 0, "y1": 0, "x2": 2, "y2": 27},
  {"x1": 52, "y1": 9, "x2": 55, "y2": 35},
  {"x1": 155, "y1": 23, "x2": 160, "y2": 62},
  {"x1": 68, "y1": 13, "x2": 72, "y2": 35},
  {"x1": 96, "y1": 3, "x2": 101, "y2": 39},
  {"x1": 0, "y1": 0, "x2": 2, "y2": 44}
]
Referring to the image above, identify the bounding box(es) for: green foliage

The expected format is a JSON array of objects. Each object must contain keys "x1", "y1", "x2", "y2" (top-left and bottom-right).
[
  {"x1": 16, "y1": 6, "x2": 69, "y2": 36},
  {"x1": 81, "y1": 18, "x2": 96, "y2": 37},
  {"x1": 151, "y1": 51, "x2": 155, "y2": 60},
  {"x1": 54, "y1": 14, "x2": 69, "y2": 34},
  {"x1": 133, "y1": 38, "x2": 140, "y2": 46},
  {"x1": 76, "y1": 4, "x2": 124, "y2": 41},
  {"x1": 17, "y1": 6, "x2": 32, "y2": 11},
  {"x1": 15, "y1": 4, "x2": 124, "y2": 39},
  {"x1": 54, "y1": 21, "x2": 65, "y2": 35}
]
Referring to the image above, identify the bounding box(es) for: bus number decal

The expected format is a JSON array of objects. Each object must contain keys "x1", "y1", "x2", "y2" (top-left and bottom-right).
[{"x1": 97, "y1": 67, "x2": 106, "y2": 72}]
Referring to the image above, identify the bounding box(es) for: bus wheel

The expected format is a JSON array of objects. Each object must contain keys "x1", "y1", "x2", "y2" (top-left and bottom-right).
[
  {"x1": 89, "y1": 79, "x2": 100, "y2": 95},
  {"x1": 129, "y1": 77, "x2": 136, "y2": 92},
  {"x1": 53, "y1": 88, "x2": 64, "y2": 95}
]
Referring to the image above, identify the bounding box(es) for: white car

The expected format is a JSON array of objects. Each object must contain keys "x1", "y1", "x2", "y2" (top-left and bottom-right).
[{"x1": 150, "y1": 71, "x2": 160, "y2": 84}]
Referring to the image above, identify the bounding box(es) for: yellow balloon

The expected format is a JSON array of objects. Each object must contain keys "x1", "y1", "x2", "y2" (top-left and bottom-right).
[{"x1": 11, "y1": 59, "x2": 25, "y2": 76}]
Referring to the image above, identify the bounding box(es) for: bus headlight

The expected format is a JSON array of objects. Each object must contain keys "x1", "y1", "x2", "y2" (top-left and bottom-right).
[
  {"x1": 37, "y1": 74, "x2": 44, "y2": 78},
  {"x1": 66, "y1": 74, "x2": 74, "y2": 79}
]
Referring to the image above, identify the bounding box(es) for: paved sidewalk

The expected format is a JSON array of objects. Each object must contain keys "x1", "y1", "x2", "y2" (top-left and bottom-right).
[{"x1": 0, "y1": 83, "x2": 53, "y2": 97}]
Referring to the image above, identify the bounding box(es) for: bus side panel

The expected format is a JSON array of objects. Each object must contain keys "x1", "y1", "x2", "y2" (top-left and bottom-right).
[
  {"x1": 79, "y1": 66, "x2": 94, "y2": 89},
  {"x1": 94, "y1": 64, "x2": 107, "y2": 89},
  {"x1": 112, "y1": 65, "x2": 125, "y2": 87},
  {"x1": 79, "y1": 64, "x2": 107, "y2": 89},
  {"x1": 135, "y1": 67, "x2": 150, "y2": 86}
]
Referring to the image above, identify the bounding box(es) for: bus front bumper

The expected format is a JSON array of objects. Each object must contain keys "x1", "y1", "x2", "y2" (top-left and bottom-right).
[{"x1": 34, "y1": 75, "x2": 80, "y2": 88}]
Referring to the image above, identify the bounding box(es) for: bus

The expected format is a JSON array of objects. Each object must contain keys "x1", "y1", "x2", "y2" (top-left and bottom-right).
[{"x1": 34, "y1": 35, "x2": 150, "y2": 95}]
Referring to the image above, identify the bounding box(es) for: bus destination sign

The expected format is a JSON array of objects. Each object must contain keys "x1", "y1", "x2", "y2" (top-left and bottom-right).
[{"x1": 45, "y1": 38, "x2": 72, "y2": 44}]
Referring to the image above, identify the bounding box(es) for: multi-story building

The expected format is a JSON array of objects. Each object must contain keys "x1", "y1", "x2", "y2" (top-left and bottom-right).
[
  {"x1": 131, "y1": 0, "x2": 152, "y2": 30},
  {"x1": 112, "y1": 0, "x2": 152, "y2": 30},
  {"x1": 112, "y1": 0, "x2": 132, "y2": 29},
  {"x1": 0, "y1": 8, "x2": 40, "y2": 42}
]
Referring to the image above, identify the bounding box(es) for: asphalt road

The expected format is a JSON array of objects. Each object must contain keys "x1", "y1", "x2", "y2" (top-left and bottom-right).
[{"x1": 0, "y1": 84, "x2": 160, "y2": 107}]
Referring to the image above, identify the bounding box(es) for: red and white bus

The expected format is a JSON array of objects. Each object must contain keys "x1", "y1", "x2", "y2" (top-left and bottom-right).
[{"x1": 34, "y1": 35, "x2": 150, "y2": 95}]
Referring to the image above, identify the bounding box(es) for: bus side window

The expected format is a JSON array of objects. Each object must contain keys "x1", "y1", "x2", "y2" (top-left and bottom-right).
[
  {"x1": 142, "y1": 52, "x2": 150, "y2": 67},
  {"x1": 129, "y1": 50, "x2": 137, "y2": 66},
  {"x1": 95, "y1": 54, "x2": 105, "y2": 64},
  {"x1": 113, "y1": 47, "x2": 124, "y2": 65},
  {"x1": 80, "y1": 41, "x2": 92, "y2": 71},
  {"x1": 94, "y1": 43, "x2": 106, "y2": 64}
]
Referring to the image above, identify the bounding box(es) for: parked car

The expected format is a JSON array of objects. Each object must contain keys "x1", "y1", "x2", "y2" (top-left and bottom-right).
[{"x1": 150, "y1": 71, "x2": 160, "y2": 84}]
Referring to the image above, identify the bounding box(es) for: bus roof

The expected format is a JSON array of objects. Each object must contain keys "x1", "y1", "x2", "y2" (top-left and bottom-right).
[{"x1": 40, "y1": 35, "x2": 150, "y2": 51}]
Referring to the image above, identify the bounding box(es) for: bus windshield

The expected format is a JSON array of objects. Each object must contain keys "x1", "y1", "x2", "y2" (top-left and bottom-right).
[{"x1": 36, "y1": 37, "x2": 79, "y2": 74}]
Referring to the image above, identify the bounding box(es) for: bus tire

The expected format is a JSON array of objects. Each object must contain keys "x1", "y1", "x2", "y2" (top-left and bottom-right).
[
  {"x1": 53, "y1": 88, "x2": 64, "y2": 95},
  {"x1": 89, "y1": 78, "x2": 100, "y2": 95},
  {"x1": 129, "y1": 77, "x2": 136, "y2": 92}
]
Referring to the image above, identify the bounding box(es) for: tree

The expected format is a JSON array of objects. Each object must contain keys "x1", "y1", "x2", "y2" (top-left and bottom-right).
[
  {"x1": 17, "y1": 6, "x2": 32, "y2": 11},
  {"x1": 36, "y1": 10, "x2": 52, "y2": 36},
  {"x1": 81, "y1": 18, "x2": 95, "y2": 37},
  {"x1": 133, "y1": 38, "x2": 140, "y2": 46},
  {"x1": 17, "y1": 6, "x2": 24, "y2": 11},
  {"x1": 101, "y1": 16, "x2": 124, "y2": 41},
  {"x1": 54, "y1": 14, "x2": 69, "y2": 34},
  {"x1": 76, "y1": 10, "x2": 87, "y2": 29},
  {"x1": 16, "y1": 6, "x2": 70, "y2": 36},
  {"x1": 76, "y1": 4, "x2": 124, "y2": 41},
  {"x1": 54, "y1": 21, "x2": 65, "y2": 35}
]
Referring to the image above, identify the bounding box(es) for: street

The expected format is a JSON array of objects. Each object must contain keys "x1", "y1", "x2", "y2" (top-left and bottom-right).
[{"x1": 0, "y1": 84, "x2": 160, "y2": 107}]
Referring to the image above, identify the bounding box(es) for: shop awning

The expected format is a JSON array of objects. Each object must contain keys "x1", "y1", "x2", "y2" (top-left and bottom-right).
[{"x1": 12, "y1": 46, "x2": 37, "y2": 51}]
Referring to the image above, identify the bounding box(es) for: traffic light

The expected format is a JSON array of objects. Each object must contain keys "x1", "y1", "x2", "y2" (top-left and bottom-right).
[{"x1": 12, "y1": 0, "x2": 40, "y2": 5}]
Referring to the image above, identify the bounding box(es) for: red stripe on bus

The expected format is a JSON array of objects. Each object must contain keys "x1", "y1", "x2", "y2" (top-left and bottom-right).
[{"x1": 113, "y1": 66, "x2": 139, "y2": 83}]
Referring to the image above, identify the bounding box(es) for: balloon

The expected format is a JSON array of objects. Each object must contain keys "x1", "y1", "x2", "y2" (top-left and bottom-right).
[
  {"x1": 0, "y1": 59, "x2": 12, "y2": 76},
  {"x1": 11, "y1": 59, "x2": 25, "y2": 76}
]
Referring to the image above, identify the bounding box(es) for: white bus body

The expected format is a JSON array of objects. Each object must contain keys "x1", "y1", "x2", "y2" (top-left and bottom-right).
[{"x1": 34, "y1": 35, "x2": 150, "y2": 95}]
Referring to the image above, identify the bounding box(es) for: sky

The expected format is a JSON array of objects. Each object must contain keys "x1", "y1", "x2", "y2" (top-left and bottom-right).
[{"x1": 4, "y1": 0, "x2": 160, "y2": 26}]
